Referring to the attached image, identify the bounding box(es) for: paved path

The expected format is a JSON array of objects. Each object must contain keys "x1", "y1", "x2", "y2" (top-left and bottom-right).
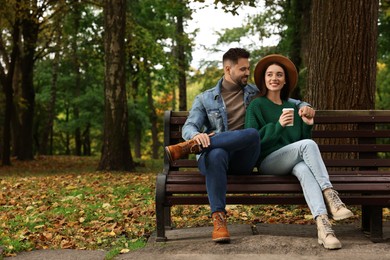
[{"x1": 5, "y1": 221, "x2": 390, "y2": 260}]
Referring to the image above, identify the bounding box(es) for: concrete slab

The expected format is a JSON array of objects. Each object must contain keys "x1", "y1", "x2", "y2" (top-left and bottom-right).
[{"x1": 4, "y1": 221, "x2": 390, "y2": 260}]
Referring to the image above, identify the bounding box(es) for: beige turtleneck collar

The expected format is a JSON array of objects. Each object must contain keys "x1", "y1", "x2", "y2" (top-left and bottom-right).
[{"x1": 221, "y1": 78, "x2": 245, "y2": 130}]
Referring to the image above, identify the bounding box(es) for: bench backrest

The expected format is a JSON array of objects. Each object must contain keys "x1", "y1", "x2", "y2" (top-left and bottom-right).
[{"x1": 163, "y1": 110, "x2": 390, "y2": 174}]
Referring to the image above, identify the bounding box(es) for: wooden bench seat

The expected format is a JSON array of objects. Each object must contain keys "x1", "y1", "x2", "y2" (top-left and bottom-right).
[{"x1": 155, "y1": 110, "x2": 390, "y2": 243}]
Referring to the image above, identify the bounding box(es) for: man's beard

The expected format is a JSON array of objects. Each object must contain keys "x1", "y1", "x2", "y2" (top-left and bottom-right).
[{"x1": 237, "y1": 76, "x2": 248, "y2": 87}]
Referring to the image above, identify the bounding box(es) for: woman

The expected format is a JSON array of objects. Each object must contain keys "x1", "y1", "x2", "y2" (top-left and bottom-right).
[{"x1": 245, "y1": 54, "x2": 353, "y2": 250}]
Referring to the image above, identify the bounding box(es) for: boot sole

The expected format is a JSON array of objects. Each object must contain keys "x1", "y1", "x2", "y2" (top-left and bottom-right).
[
  {"x1": 164, "y1": 147, "x2": 174, "y2": 164},
  {"x1": 329, "y1": 211, "x2": 354, "y2": 221},
  {"x1": 318, "y1": 240, "x2": 341, "y2": 250},
  {"x1": 212, "y1": 237, "x2": 231, "y2": 243}
]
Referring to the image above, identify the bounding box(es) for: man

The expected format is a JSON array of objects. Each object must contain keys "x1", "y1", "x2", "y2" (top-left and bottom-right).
[{"x1": 165, "y1": 48, "x2": 314, "y2": 243}]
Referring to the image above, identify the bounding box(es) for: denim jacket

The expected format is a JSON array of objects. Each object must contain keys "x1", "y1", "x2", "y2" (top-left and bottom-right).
[{"x1": 182, "y1": 77, "x2": 309, "y2": 140}]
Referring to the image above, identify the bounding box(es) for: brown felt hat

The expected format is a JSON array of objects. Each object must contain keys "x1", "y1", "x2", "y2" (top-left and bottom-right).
[{"x1": 254, "y1": 54, "x2": 298, "y2": 95}]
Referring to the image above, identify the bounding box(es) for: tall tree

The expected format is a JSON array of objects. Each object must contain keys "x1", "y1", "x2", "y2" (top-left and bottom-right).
[
  {"x1": 172, "y1": 1, "x2": 190, "y2": 111},
  {"x1": 306, "y1": 0, "x2": 379, "y2": 109},
  {"x1": 99, "y1": 0, "x2": 135, "y2": 171},
  {"x1": 17, "y1": 0, "x2": 41, "y2": 160},
  {"x1": 37, "y1": 3, "x2": 64, "y2": 155},
  {"x1": 276, "y1": 0, "x2": 311, "y2": 99},
  {"x1": 0, "y1": 0, "x2": 21, "y2": 165},
  {"x1": 127, "y1": 0, "x2": 180, "y2": 159},
  {"x1": 71, "y1": 0, "x2": 82, "y2": 156}
]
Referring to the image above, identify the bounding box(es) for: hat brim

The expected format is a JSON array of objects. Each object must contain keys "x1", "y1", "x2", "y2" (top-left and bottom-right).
[{"x1": 254, "y1": 54, "x2": 298, "y2": 94}]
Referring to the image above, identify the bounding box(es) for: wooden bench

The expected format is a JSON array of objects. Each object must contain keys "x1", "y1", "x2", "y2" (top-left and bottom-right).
[{"x1": 155, "y1": 110, "x2": 390, "y2": 243}]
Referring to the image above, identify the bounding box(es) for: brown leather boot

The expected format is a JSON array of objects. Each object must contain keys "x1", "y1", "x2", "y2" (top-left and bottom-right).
[
  {"x1": 164, "y1": 139, "x2": 202, "y2": 163},
  {"x1": 211, "y1": 211, "x2": 230, "y2": 243}
]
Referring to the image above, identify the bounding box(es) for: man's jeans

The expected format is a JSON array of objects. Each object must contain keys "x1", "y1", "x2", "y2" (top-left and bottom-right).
[
  {"x1": 259, "y1": 139, "x2": 332, "y2": 218},
  {"x1": 198, "y1": 128, "x2": 260, "y2": 214}
]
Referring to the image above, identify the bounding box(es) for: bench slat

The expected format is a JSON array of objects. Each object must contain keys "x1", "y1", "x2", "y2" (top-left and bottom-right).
[
  {"x1": 166, "y1": 175, "x2": 390, "y2": 184},
  {"x1": 318, "y1": 144, "x2": 390, "y2": 152},
  {"x1": 167, "y1": 195, "x2": 390, "y2": 206},
  {"x1": 323, "y1": 159, "x2": 390, "y2": 167},
  {"x1": 166, "y1": 183, "x2": 390, "y2": 194},
  {"x1": 313, "y1": 130, "x2": 390, "y2": 138}
]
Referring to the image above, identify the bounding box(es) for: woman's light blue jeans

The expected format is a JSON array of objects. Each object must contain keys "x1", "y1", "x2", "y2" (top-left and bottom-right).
[
  {"x1": 259, "y1": 139, "x2": 332, "y2": 219},
  {"x1": 198, "y1": 128, "x2": 260, "y2": 214}
]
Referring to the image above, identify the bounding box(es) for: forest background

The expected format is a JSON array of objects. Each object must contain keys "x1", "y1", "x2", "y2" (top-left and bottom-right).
[{"x1": 1, "y1": 0, "x2": 389, "y2": 170}]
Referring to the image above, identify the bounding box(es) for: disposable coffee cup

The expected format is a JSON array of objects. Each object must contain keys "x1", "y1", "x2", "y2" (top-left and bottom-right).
[{"x1": 282, "y1": 108, "x2": 294, "y2": 126}]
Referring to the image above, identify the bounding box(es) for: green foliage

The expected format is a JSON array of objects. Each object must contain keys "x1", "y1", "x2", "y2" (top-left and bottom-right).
[
  {"x1": 34, "y1": 2, "x2": 104, "y2": 155},
  {"x1": 212, "y1": 0, "x2": 257, "y2": 14},
  {"x1": 379, "y1": 0, "x2": 390, "y2": 63},
  {"x1": 190, "y1": 65, "x2": 223, "y2": 93},
  {"x1": 377, "y1": 0, "x2": 390, "y2": 110},
  {"x1": 3, "y1": 0, "x2": 387, "y2": 163},
  {"x1": 376, "y1": 63, "x2": 390, "y2": 110}
]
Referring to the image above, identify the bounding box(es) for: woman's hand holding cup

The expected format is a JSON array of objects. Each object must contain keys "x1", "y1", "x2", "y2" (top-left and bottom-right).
[{"x1": 280, "y1": 108, "x2": 294, "y2": 127}]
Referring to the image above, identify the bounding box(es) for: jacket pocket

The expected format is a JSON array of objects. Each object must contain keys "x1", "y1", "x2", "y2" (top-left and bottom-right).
[{"x1": 207, "y1": 110, "x2": 223, "y2": 132}]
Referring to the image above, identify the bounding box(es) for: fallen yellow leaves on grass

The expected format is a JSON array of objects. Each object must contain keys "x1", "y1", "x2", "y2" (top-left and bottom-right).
[
  {"x1": 1, "y1": 156, "x2": 157, "y2": 256},
  {"x1": 1, "y1": 156, "x2": 386, "y2": 257}
]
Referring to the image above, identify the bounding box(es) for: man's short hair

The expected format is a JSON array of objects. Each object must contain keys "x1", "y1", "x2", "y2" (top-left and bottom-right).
[{"x1": 222, "y1": 48, "x2": 250, "y2": 65}]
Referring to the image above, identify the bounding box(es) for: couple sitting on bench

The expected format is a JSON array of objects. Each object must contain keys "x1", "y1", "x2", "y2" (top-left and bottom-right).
[{"x1": 164, "y1": 48, "x2": 353, "y2": 250}]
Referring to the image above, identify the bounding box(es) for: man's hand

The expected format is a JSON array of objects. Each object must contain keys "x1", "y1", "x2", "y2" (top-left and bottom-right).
[
  {"x1": 299, "y1": 106, "x2": 315, "y2": 125},
  {"x1": 299, "y1": 106, "x2": 315, "y2": 119},
  {"x1": 193, "y1": 133, "x2": 215, "y2": 148}
]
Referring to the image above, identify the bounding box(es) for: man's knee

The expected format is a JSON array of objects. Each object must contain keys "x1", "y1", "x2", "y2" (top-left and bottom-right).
[
  {"x1": 244, "y1": 128, "x2": 260, "y2": 140},
  {"x1": 208, "y1": 148, "x2": 229, "y2": 162}
]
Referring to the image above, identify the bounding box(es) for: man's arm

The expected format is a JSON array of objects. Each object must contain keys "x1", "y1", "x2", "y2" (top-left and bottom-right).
[
  {"x1": 288, "y1": 98, "x2": 311, "y2": 108},
  {"x1": 182, "y1": 95, "x2": 206, "y2": 140}
]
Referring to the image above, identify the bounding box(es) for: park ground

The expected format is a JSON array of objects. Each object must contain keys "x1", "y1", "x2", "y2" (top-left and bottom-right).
[{"x1": 1, "y1": 156, "x2": 389, "y2": 259}]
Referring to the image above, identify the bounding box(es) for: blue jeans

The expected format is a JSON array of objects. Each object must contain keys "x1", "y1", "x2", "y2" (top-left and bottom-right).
[
  {"x1": 259, "y1": 139, "x2": 332, "y2": 219},
  {"x1": 198, "y1": 128, "x2": 260, "y2": 214}
]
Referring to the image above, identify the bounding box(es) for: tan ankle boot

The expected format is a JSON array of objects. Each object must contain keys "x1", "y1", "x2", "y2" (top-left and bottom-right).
[
  {"x1": 316, "y1": 214, "x2": 341, "y2": 249},
  {"x1": 323, "y1": 189, "x2": 353, "y2": 220},
  {"x1": 164, "y1": 139, "x2": 202, "y2": 163},
  {"x1": 211, "y1": 211, "x2": 230, "y2": 243}
]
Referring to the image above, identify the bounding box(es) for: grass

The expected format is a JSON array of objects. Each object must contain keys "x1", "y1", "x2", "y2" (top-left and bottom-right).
[
  {"x1": 1, "y1": 155, "x2": 389, "y2": 259},
  {"x1": 0, "y1": 156, "x2": 159, "y2": 259}
]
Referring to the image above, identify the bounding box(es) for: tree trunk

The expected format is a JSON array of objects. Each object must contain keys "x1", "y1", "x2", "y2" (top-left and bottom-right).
[
  {"x1": 306, "y1": 0, "x2": 378, "y2": 109},
  {"x1": 39, "y1": 25, "x2": 61, "y2": 155},
  {"x1": 176, "y1": 14, "x2": 187, "y2": 111},
  {"x1": 134, "y1": 125, "x2": 142, "y2": 158},
  {"x1": 65, "y1": 105, "x2": 70, "y2": 155},
  {"x1": 82, "y1": 123, "x2": 91, "y2": 156},
  {"x1": 0, "y1": 4, "x2": 21, "y2": 165},
  {"x1": 284, "y1": 0, "x2": 312, "y2": 100},
  {"x1": 98, "y1": 0, "x2": 135, "y2": 171},
  {"x1": 129, "y1": 60, "x2": 142, "y2": 159},
  {"x1": 146, "y1": 70, "x2": 159, "y2": 159},
  {"x1": 1, "y1": 79, "x2": 13, "y2": 165},
  {"x1": 72, "y1": 0, "x2": 82, "y2": 156},
  {"x1": 17, "y1": 0, "x2": 40, "y2": 160}
]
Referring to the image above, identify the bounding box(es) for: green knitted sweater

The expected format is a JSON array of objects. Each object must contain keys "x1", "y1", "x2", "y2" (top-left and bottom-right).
[{"x1": 244, "y1": 97, "x2": 313, "y2": 162}]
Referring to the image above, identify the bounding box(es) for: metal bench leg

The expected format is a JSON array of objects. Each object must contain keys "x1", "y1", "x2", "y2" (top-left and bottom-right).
[
  {"x1": 361, "y1": 205, "x2": 370, "y2": 234},
  {"x1": 369, "y1": 206, "x2": 383, "y2": 243},
  {"x1": 164, "y1": 206, "x2": 172, "y2": 228},
  {"x1": 155, "y1": 174, "x2": 167, "y2": 242}
]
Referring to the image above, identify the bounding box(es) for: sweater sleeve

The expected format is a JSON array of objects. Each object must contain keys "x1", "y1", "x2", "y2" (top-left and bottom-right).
[
  {"x1": 245, "y1": 99, "x2": 285, "y2": 148},
  {"x1": 302, "y1": 122, "x2": 314, "y2": 139}
]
